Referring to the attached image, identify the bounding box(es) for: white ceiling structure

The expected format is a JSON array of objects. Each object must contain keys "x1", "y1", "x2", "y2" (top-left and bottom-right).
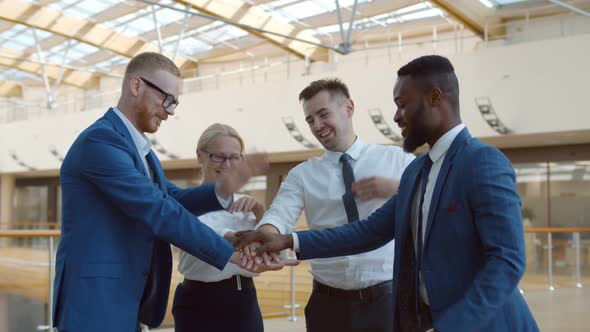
[{"x1": 0, "y1": 0, "x2": 588, "y2": 98}]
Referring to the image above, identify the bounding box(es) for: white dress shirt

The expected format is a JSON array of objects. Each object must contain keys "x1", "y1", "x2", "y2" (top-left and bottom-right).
[
  {"x1": 112, "y1": 107, "x2": 232, "y2": 207},
  {"x1": 112, "y1": 107, "x2": 152, "y2": 181},
  {"x1": 258, "y1": 138, "x2": 415, "y2": 290},
  {"x1": 178, "y1": 193, "x2": 258, "y2": 282},
  {"x1": 411, "y1": 123, "x2": 465, "y2": 304}
]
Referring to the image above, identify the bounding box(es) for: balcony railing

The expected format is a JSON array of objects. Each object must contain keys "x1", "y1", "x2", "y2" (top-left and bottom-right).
[{"x1": 0, "y1": 225, "x2": 589, "y2": 330}]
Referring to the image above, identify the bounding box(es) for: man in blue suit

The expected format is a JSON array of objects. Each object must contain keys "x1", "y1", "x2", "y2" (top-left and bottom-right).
[
  {"x1": 53, "y1": 52, "x2": 272, "y2": 332},
  {"x1": 235, "y1": 55, "x2": 539, "y2": 332}
]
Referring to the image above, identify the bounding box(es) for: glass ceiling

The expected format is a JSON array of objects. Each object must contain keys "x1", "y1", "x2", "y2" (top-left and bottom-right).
[
  {"x1": 491, "y1": 0, "x2": 537, "y2": 6},
  {"x1": 315, "y1": 2, "x2": 446, "y2": 34},
  {"x1": 0, "y1": 0, "x2": 551, "y2": 85}
]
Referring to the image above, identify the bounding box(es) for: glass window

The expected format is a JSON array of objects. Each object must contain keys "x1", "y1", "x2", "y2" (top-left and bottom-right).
[
  {"x1": 515, "y1": 162, "x2": 548, "y2": 227},
  {"x1": 549, "y1": 161, "x2": 590, "y2": 228}
]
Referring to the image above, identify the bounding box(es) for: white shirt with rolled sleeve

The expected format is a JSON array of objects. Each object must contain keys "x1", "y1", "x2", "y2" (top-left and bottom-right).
[
  {"x1": 257, "y1": 138, "x2": 414, "y2": 290},
  {"x1": 178, "y1": 193, "x2": 258, "y2": 282}
]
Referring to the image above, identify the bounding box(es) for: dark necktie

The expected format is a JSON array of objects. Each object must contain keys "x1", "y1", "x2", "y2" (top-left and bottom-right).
[
  {"x1": 394, "y1": 156, "x2": 434, "y2": 331},
  {"x1": 416, "y1": 155, "x2": 433, "y2": 326},
  {"x1": 340, "y1": 153, "x2": 359, "y2": 223}
]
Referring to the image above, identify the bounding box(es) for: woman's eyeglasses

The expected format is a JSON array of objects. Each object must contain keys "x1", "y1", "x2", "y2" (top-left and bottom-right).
[{"x1": 203, "y1": 151, "x2": 243, "y2": 163}]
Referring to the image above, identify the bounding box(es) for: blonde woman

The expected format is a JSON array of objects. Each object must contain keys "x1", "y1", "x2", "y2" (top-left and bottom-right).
[{"x1": 172, "y1": 123, "x2": 266, "y2": 332}]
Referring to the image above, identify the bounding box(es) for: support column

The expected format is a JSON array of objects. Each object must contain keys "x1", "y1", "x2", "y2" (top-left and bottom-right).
[
  {"x1": 0, "y1": 174, "x2": 15, "y2": 247},
  {"x1": 47, "y1": 182, "x2": 58, "y2": 226},
  {"x1": 0, "y1": 174, "x2": 15, "y2": 224}
]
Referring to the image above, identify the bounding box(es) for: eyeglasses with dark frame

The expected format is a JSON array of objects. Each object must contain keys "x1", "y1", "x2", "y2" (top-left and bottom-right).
[
  {"x1": 202, "y1": 150, "x2": 243, "y2": 164},
  {"x1": 139, "y1": 77, "x2": 179, "y2": 111}
]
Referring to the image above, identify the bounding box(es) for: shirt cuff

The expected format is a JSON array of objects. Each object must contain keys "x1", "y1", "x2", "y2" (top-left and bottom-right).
[
  {"x1": 291, "y1": 232, "x2": 300, "y2": 252},
  {"x1": 220, "y1": 228, "x2": 234, "y2": 237},
  {"x1": 216, "y1": 192, "x2": 233, "y2": 209},
  {"x1": 255, "y1": 220, "x2": 288, "y2": 234}
]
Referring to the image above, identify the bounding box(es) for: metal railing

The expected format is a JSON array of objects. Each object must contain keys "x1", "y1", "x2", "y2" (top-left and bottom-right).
[
  {"x1": 0, "y1": 222, "x2": 60, "y2": 229},
  {"x1": 0, "y1": 227, "x2": 302, "y2": 329},
  {"x1": 0, "y1": 226, "x2": 588, "y2": 330},
  {"x1": 0, "y1": 229, "x2": 60, "y2": 331},
  {"x1": 524, "y1": 227, "x2": 590, "y2": 291}
]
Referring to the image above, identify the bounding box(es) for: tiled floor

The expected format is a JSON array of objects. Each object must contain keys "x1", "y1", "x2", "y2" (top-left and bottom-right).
[
  {"x1": 1, "y1": 247, "x2": 588, "y2": 331},
  {"x1": 154, "y1": 286, "x2": 590, "y2": 332},
  {"x1": 524, "y1": 287, "x2": 588, "y2": 332}
]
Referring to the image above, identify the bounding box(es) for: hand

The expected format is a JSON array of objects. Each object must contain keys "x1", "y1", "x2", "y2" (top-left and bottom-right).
[
  {"x1": 229, "y1": 249, "x2": 298, "y2": 273},
  {"x1": 246, "y1": 251, "x2": 299, "y2": 273},
  {"x1": 215, "y1": 153, "x2": 269, "y2": 199},
  {"x1": 225, "y1": 233, "x2": 273, "y2": 266},
  {"x1": 352, "y1": 176, "x2": 399, "y2": 200},
  {"x1": 233, "y1": 230, "x2": 293, "y2": 256},
  {"x1": 249, "y1": 259, "x2": 299, "y2": 272},
  {"x1": 229, "y1": 196, "x2": 265, "y2": 222},
  {"x1": 243, "y1": 242, "x2": 265, "y2": 266}
]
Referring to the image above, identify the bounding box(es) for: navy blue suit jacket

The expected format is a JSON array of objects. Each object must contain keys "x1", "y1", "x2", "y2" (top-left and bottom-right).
[
  {"x1": 296, "y1": 128, "x2": 539, "y2": 332},
  {"x1": 53, "y1": 109, "x2": 235, "y2": 331}
]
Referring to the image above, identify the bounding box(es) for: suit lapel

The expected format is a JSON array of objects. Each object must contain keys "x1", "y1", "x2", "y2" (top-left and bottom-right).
[
  {"x1": 424, "y1": 128, "x2": 471, "y2": 245},
  {"x1": 146, "y1": 151, "x2": 166, "y2": 192},
  {"x1": 104, "y1": 108, "x2": 149, "y2": 178}
]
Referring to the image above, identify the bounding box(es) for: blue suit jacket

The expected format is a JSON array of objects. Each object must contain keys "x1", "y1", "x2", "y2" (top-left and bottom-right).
[
  {"x1": 53, "y1": 109, "x2": 235, "y2": 332},
  {"x1": 296, "y1": 128, "x2": 539, "y2": 332}
]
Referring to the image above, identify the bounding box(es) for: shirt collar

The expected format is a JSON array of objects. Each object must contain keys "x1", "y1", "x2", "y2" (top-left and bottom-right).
[
  {"x1": 324, "y1": 136, "x2": 365, "y2": 163},
  {"x1": 112, "y1": 107, "x2": 152, "y2": 158},
  {"x1": 428, "y1": 123, "x2": 465, "y2": 163}
]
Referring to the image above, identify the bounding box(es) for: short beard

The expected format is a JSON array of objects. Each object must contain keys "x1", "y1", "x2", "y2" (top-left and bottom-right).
[{"x1": 402, "y1": 102, "x2": 428, "y2": 153}]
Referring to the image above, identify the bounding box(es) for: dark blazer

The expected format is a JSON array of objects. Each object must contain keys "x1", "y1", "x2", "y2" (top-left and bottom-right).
[
  {"x1": 53, "y1": 108, "x2": 234, "y2": 332},
  {"x1": 296, "y1": 128, "x2": 539, "y2": 332}
]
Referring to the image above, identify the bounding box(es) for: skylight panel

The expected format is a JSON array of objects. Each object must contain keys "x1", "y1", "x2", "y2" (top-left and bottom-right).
[
  {"x1": 60, "y1": 6, "x2": 95, "y2": 20},
  {"x1": 44, "y1": 42, "x2": 101, "y2": 63},
  {"x1": 216, "y1": 25, "x2": 249, "y2": 42},
  {"x1": 0, "y1": 69, "x2": 38, "y2": 81},
  {"x1": 1, "y1": 28, "x2": 50, "y2": 50},
  {"x1": 189, "y1": 21, "x2": 225, "y2": 35},
  {"x1": 394, "y1": 2, "x2": 430, "y2": 15},
  {"x1": 396, "y1": 7, "x2": 442, "y2": 22},
  {"x1": 177, "y1": 38, "x2": 213, "y2": 54},
  {"x1": 154, "y1": 8, "x2": 186, "y2": 25},
  {"x1": 264, "y1": 0, "x2": 301, "y2": 10},
  {"x1": 314, "y1": 24, "x2": 342, "y2": 35},
  {"x1": 312, "y1": 0, "x2": 370, "y2": 12},
  {"x1": 71, "y1": 42, "x2": 101, "y2": 55},
  {"x1": 35, "y1": 29, "x2": 52, "y2": 39},
  {"x1": 279, "y1": 1, "x2": 328, "y2": 21},
  {"x1": 1, "y1": 40, "x2": 30, "y2": 51},
  {"x1": 310, "y1": 1, "x2": 444, "y2": 35},
  {"x1": 47, "y1": 0, "x2": 80, "y2": 11},
  {"x1": 92, "y1": 55, "x2": 129, "y2": 69},
  {"x1": 102, "y1": 7, "x2": 152, "y2": 31},
  {"x1": 493, "y1": 0, "x2": 534, "y2": 5},
  {"x1": 124, "y1": 17, "x2": 157, "y2": 36},
  {"x1": 79, "y1": 0, "x2": 118, "y2": 13},
  {"x1": 0, "y1": 24, "x2": 27, "y2": 39},
  {"x1": 161, "y1": 34, "x2": 213, "y2": 55}
]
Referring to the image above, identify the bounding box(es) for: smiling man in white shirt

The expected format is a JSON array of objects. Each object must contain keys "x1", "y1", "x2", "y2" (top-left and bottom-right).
[{"x1": 256, "y1": 78, "x2": 414, "y2": 332}]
